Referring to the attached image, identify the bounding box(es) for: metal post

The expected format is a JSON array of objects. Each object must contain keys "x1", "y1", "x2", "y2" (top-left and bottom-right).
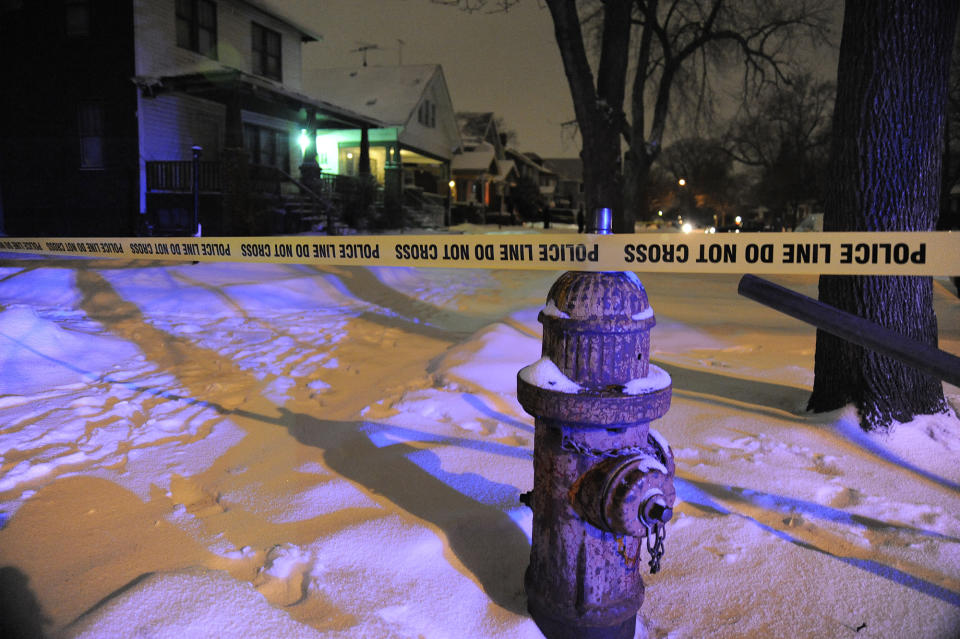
[
  {"x1": 191, "y1": 145, "x2": 202, "y2": 237},
  {"x1": 586, "y1": 207, "x2": 613, "y2": 235}
]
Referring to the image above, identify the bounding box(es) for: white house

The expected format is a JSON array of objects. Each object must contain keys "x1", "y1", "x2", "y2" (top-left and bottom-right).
[
  {"x1": 304, "y1": 64, "x2": 461, "y2": 225},
  {"x1": 132, "y1": 0, "x2": 379, "y2": 233}
]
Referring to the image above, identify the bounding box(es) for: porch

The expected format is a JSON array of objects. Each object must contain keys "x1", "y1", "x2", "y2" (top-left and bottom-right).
[{"x1": 145, "y1": 159, "x2": 365, "y2": 235}]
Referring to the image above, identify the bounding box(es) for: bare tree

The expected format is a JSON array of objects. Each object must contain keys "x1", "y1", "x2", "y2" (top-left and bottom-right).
[
  {"x1": 724, "y1": 72, "x2": 833, "y2": 228},
  {"x1": 619, "y1": 1, "x2": 832, "y2": 231},
  {"x1": 657, "y1": 137, "x2": 736, "y2": 225},
  {"x1": 435, "y1": 0, "x2": 832, "y2": 232},
  {"x1": 809, "y1": 0, "x2": 959, "y2": 431}
]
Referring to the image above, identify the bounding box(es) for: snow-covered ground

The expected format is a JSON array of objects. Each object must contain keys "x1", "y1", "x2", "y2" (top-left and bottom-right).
[{"x1": 1, "y1": 237, "x2": 959, "y2": 639}]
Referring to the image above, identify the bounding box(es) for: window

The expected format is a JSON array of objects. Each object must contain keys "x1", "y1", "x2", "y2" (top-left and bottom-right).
[
  {"x1": 78, "y1": 102, "x2": 105, "y2": 169},
  {"x1": 244, "y1": 124, "x2": 289, "y2": 172},
  {"x1": 176, "y1": 0, "x2": 217, "y2": 59},
  {"x1": 337, "y1": 146, "x2": 383, "y2": 180},
  {"x1": 65, "y1": 0, "x2": 90, "y2": 38},
  {"x1": 417, "y1": 100, "x2": 436, "y2": 128},
  {"x1": 252, "y1": 22, "x2": 281, "y2": 81}
]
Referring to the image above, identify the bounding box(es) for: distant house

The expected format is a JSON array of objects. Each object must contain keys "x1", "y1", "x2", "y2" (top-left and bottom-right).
[
  {"x1": 452, "y1": 142, "x2": 499, "y2": 208},
  {"x1": 506, "y1": 149, "x2": 558, "y2": 203},
  {"x1": 0, "y1": 0, "x2": 378, "y2": 236},
  {"x1": 542, "y1": 157, "x2": 584, "y2": 211},
  {"x1": 303, "y1": 65, "x2": 461, "y2": 227},
  {"x1": 451, "y1": 112, "x2": 518, "y2": 220}
]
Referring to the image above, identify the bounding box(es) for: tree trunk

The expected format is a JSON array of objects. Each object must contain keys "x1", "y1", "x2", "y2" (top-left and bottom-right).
[
  {"x1": 623, "y1": 149, "x2": 653, "y2": 229},
  {"x1": 808, "y1": 0, "x2": 958, "y2": 430},
  {"x1": 545, "y1": 0, "x2": 630, "y2": 228},
  {"x1": 581, "y1": 120, "x2": 624, "y2": 224}
]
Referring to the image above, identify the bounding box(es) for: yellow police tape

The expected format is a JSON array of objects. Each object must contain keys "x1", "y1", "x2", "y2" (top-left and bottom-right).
[{"x1": 0, "y1": 232, "x2": 958, "y2": 275}]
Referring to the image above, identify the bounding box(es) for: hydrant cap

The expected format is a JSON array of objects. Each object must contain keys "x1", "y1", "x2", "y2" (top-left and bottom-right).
[{"x1": 546, "y1": 271, "x2": 653, "y2": 323}]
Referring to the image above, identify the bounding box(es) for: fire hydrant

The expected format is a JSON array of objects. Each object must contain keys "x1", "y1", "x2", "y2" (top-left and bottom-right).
[{"x1": 517, "y1": 209, "x2": 675, "y2": 639}]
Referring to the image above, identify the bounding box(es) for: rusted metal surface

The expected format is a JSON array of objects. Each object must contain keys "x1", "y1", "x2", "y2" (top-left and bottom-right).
[
  {"x1": 516, "y1": 380, "x2": 671, "y2": 427},
  {"x1": 518, "y1": 265, "x2": 676, "y2": 639}
]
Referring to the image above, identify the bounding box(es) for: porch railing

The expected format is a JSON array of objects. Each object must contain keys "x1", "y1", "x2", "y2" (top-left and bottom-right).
[{"x1": 146, "y1": 161, "x2": 221, "y2": 192}]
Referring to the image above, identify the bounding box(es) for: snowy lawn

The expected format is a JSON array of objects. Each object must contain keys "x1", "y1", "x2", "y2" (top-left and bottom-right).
[{"x1": 0, "y1": 251, "x2": 958, "y2": 639}]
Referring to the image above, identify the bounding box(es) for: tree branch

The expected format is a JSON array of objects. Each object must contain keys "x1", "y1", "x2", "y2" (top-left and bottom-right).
[{"x1": 544, "y1": 0, "x2": 599, "y2": 133}]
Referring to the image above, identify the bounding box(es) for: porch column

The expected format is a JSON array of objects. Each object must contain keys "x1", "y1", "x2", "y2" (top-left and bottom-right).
[
  {"x1": 383, "y1": 141, "x2": 402, "y2": 227},
  {"x1": 221, "y1": 86, "x2": 249, "y2": 234},
  {"x1": 301, "y1": 107, "x2": 319, "y2": 168},
  {"x1": 299, "y1": 107, "x2": 326, "y2": 232},
  {"x1": 444, "y1": 162, "x2": 451, "y2": 226},
  {"x1": 359, "y1": 127, "x2": 371, "y2": 176}
]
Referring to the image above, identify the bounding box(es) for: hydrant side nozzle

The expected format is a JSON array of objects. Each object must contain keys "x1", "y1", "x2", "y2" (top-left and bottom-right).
[{"x1": 641, "y1": 495, "x2": 673, "y2": 527}]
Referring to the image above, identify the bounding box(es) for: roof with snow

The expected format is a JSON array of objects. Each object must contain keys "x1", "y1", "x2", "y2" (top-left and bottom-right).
[
  {"x1": 304, "y1": 65, "x2": 441, "y2": 127},
  {"x1": 506, "y1": 148, "x2": 556, "y2": 175},
  {"x1": 496, "y1": 159, "x2": 517, "y2": 181},
  {"x1": 457, "y1": 112, "x2": 495, "y2": 144},
  {"x1": 134, "y1": 62, "x2": 383, "y2": 129},
  {"x1": 452, "y1": 142, "x2": 497, "y2": 173}
]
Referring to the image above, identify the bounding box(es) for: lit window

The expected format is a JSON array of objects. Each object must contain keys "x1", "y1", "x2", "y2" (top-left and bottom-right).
[
  {"x1": 176, "y1": 0, "x2": 217, "y2": 59},
  {"x1": 78, "y1": 102, "x2": 104, "y2": 169},
  {"x1": 252, "y1": 22, "x2": 281, "y2": 81}
]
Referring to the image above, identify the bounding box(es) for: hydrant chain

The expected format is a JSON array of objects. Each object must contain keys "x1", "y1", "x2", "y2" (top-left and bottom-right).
[
  {"x1": 559, "y1": 437, "x2": 650, "y2": 459},
  {"x1": 646, "y1": 523, "x2": 666, "y2": 574}
]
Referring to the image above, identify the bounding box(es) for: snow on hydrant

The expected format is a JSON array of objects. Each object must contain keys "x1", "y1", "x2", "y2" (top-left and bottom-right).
[{"x1": 517, "y1": 208, "x2": 675, "y2": 639}]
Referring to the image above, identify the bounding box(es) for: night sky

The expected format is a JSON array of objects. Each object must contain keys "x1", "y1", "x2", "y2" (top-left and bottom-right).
[
  {"x1": 284, "y1": 0, "x2": 841, "y2": 161},
  {"x1": 287, "y1": 0, "x2": 579, "y2": 158}
]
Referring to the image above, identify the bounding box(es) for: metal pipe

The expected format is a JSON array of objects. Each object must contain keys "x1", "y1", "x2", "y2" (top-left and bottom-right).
[{"x1": 737, "y1": 273, "x2": 960, "y2": 387}]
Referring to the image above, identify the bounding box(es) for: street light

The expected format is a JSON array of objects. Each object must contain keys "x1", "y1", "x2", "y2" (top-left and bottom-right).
[{"x1": 678, "y1": 178, "x2": 686, "y2": 187}]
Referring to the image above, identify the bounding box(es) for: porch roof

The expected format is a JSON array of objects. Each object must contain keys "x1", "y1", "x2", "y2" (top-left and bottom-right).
[{"x1": 134, "y1": 64, "x2": 384, "y2": 130}]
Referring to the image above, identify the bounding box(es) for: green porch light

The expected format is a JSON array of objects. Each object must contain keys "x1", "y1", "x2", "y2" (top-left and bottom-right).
[{"x1": 298, "y1": 129, "x2": 311, "y2": 157}]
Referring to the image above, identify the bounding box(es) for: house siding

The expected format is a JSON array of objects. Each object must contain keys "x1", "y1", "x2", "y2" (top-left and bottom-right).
[
  {"x1": 140, "y1": 94, "x2": 226, "y2": 161},
  {"x1": 134, "y1": 0, "x2": 311, "y2": 214},
  {"x1": 400, "y1": 70, "x2": 459, "y2": 161},
  {"x1": 134, "y1": 0, "x2": 304, "y2": 88}
]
